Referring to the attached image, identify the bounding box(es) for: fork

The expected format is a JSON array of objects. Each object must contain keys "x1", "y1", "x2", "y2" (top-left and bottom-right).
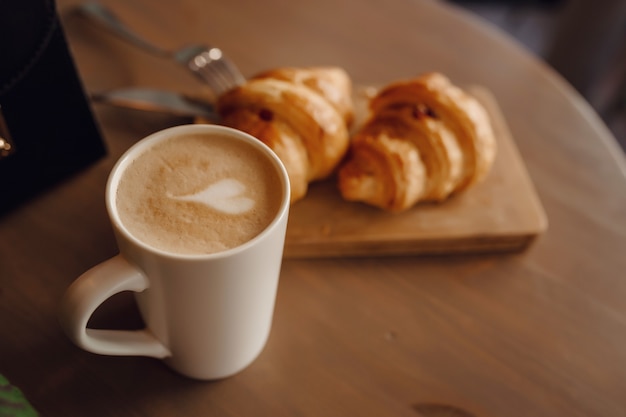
[{"x1": 76, "y1": 1, "x2": 246, "y2": 96}]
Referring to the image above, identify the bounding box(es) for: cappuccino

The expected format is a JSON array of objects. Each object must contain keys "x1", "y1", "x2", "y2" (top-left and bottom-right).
[{"x1": 115, "y1": 132, "x2": 283, "y2": 255}]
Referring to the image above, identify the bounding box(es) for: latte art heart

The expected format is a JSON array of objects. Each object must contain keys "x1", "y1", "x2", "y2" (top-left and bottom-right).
[
  {"x1": 171, "y1": 178, "x2": 255, "y2": 214},
  {"x1": 116, "y1": 133, "x2": 282, "y2": 254}
]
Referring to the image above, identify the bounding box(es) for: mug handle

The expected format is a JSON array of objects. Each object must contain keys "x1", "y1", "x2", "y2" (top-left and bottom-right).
[{"x1": 59, "y1": 254, "x2": 171, "y2": 358}]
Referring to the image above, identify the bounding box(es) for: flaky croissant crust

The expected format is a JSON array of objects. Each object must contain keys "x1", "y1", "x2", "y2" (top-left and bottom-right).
[
  {"x1": 371, "y1": 73, "x2": 496, "y2": 190},
  {"x1": 253, "y1": 67, "x2": 354, "y2": 128},
  {"x1": 338, "y1": 72, "x2": 496, "y2": 212},
  {"x1": 217, "y1": 67, "x2": 353, "y2": 203}
]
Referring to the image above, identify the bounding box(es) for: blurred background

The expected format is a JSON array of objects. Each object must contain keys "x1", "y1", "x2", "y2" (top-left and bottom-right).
[{"x1": 447, "y1": 0, "x2": 626, "y2": 152}]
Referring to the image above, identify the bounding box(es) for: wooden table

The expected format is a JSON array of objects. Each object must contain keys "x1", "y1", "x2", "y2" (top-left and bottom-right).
[{"x1": 2, "y1": 0, "x2": 626, "y2": 416}]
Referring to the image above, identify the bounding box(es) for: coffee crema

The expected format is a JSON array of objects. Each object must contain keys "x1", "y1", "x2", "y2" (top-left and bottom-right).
[{"x1": 115, "y1": 133, "x2": 283, "y2": 255}]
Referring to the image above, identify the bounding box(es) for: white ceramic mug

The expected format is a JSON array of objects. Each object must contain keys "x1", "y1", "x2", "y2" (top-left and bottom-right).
[{"x1": 59, "y1": 124, "x2": 290, "y2": 380}]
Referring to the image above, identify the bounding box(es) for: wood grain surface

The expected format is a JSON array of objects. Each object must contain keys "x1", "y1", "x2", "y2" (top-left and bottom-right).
[
  {"x1": 1, "y1": 0, "x2": 625, "y2": 417},
  {"x1": 285, "y1": 87, "x2": 548, "y2": 257}
]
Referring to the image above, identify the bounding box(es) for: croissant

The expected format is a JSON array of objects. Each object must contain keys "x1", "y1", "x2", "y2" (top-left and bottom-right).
[
  {"x1": 338, "y1": 72, "x2": 496, "y2": 212},
  {"x1": 217, "y1": 67, "x2": 354, "y2": 203}
]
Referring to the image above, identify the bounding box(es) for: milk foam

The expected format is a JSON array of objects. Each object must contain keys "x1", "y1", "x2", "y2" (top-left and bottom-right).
[
  {"x1": 170, "y1": 178, "x2": 255, "y2": 214},
  {"x1": 115, "y1": 133, "x2": 282, "y2": 255}
]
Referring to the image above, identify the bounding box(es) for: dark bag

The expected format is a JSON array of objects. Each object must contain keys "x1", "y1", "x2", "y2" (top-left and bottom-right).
[{"x1": 0, "y1": 0, "x2": 106, "y2": 215}]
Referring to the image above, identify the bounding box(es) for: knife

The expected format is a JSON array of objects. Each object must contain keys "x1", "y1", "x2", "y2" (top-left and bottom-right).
[{"x1": 90, "y1": 88, "x2": 219, "y2": 121}]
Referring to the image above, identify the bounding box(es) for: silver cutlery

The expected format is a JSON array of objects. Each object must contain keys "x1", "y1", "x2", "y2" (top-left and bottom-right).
[
  {"x1": 77, "y1": 1, "x2": 246, "y2": 96},
  {"x1": 90, "y1": 87, "x2": 218, "y2": 120}
]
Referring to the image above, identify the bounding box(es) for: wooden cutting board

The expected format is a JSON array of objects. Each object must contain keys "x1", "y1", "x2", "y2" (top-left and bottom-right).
[{"x1": 283, "y1": 86, "x2": 548, "y2": 258}]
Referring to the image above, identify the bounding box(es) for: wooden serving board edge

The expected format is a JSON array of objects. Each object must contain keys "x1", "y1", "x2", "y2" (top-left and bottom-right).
[
  {"x1": 284, "y1": 233, "x2": 541, "y2": 258},
  {"x1": 282, "y1": 86, "x2": 547, "y2": 258}
]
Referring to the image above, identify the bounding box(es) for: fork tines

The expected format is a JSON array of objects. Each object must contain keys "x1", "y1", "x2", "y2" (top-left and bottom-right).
[{"x1": 186, "y1": 47, "x2": 246, "y2": 96}]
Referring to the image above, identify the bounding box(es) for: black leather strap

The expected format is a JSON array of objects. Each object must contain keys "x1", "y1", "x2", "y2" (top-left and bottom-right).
[{"x1": 0, "y1": 0, "x2": 58, "y2": 96}]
